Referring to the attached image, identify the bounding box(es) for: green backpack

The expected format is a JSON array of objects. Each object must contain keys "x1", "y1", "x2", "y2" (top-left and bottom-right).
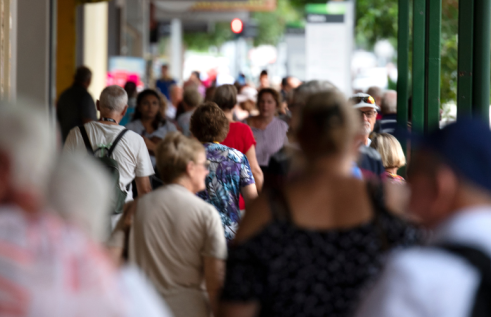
[{"x1": 79, "y1": 125, "x2": 129, "y2": 215}]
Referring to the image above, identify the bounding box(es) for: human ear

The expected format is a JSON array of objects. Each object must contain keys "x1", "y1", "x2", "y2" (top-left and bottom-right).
[{"x1": 431, "y1": 167, "x2": 459, "y2": 220}]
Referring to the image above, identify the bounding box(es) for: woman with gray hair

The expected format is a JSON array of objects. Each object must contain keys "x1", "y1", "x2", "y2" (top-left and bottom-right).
[{"x1": 109, "y1": 132, "x2": 227, "y2": 317}]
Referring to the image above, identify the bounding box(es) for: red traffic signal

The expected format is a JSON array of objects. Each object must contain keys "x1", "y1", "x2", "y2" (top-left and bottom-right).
[{"x1": 231, "y1": 18, "x2": 243, "y2": 34}]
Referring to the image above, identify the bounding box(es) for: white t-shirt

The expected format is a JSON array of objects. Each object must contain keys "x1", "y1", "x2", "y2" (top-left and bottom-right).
[{"x1": 64, "y1": 122, "x2": 154, "y2": 200}]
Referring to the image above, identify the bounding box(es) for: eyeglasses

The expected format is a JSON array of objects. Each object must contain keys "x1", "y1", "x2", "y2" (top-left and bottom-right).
[
  {"x1": 350, "y1": 95, "x2": 376, "y2": 105},
  {"x1": 197, "y1": 160, "x2": 211, "y2": 170},
  {"x1": 359, "y1": 110, "x2": 377, "y2": 119}
]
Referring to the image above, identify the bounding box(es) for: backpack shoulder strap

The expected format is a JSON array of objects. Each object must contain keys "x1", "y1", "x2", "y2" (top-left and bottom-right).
[
  {"x1": 439, "y1": 243, "x2": 491, "y2": 317},
  {"x1": 108, "y1": 129, "x2": 130, "y2": 157},
  {"x1": 78, "y1": 125, "x2": 94, "y2": 155}
]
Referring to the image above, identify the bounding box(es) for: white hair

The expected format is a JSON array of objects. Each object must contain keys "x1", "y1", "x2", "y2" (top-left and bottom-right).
[
  {"x1": 0, "y1": 103, "x2": 55, "y2": 195},
  {"x1": 48, "y1": 154, "x2": 112, "y2": 242},
  {"x1": 99, "y1": 85, "x2": 128, "y2": 112}
]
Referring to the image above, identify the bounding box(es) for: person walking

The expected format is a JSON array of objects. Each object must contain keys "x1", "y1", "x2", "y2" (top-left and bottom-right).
[
  {"x1": 355, "y1": 118, "x2": 491, "y2": 317},
  {"x1": 126, "y1": 89, "x2": 177, "y2": 166},
  {"x1": 64, "y1": 85, "x2": 154, "y2": 214},
  {"x1": 155, "y1": 64, "x2": 176, "y2": 101},
  {"x1": 246, "y1": 88, "x2": 289, "y2": 171},
  {"x1": 214, "y1": 84, "x2": 264, "y2": 191},
  {"x1": 57, "y1": 66, "x2": 97, "y2": 143},
  {"x1": 190, "y1": 102, "x2": 258, "y2": 242},
  {"x1": 110, "y1": 133, "x2": 227, "y2": 317},
  {"x1": 219, "y1": 89, "x2": 420, "y2": 317},
  {"x1": 370, "y1": 133, "x2": 406, "y2": 183},
  {"x1": 350, "y1": 93, "x2": 386, "y2": 180}
]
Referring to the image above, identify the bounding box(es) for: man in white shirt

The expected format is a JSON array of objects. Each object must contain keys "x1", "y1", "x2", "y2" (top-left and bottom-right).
[
  {"x1": 64, "y1": 85, "x2": 154, "y2": 202},
  {"x1": 355, "y1": 118, "x2": 491, "y2": 317}
]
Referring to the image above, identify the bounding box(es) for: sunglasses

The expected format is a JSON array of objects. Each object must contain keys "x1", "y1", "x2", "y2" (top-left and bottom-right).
[{"x1": 350, "y1": 95, "x2": 376, "y2": 105}]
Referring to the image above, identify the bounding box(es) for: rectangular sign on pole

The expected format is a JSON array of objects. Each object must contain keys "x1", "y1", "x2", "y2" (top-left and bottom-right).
[{"x1": 305, "y1": 2, "x2": 354, "y2": 96}]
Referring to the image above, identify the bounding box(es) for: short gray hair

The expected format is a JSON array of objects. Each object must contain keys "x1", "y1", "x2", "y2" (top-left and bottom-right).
[
  {"x1": 99, "y1": 85, "x2": 128, "y2": 112},
  {"x1": 291, "y1": 80, "x2": 338, "y2": 110},
  {"x1": 381, "y1": 90, "x2": 397, "y2": 114}
]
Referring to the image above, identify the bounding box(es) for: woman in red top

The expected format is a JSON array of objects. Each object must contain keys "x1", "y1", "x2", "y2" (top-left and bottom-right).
[{"x1": 214, "y1": 85, "x2": 264, "y2": 197}]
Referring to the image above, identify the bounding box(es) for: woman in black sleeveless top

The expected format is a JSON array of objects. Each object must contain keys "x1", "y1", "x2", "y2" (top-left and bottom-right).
[{"x1": 219, "y1": 89, "x2": 421, "y2": 317}]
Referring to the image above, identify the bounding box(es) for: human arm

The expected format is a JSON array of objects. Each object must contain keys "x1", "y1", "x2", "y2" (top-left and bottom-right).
[
  {"x1": 142, "y1": 136, "x2": 161, "y2": 155},
  {"x1": 241, "y1": 184, "x2": 258, "y2": 208},
  {"x1": 219, "y1": 303, "x2": 259, "y2": 317},
  {"x1": 204, "y1": 257, "x2": 225, "y2": 316},
  {"x1": 135, "y1": 176, "x2": 152, "y2": 197},
  {"x1": 106, "y1": 200, "x2": 137, "y2": 266},
  {"x1": 245, "y1": 146, "x2": 263, "y2": 192}
]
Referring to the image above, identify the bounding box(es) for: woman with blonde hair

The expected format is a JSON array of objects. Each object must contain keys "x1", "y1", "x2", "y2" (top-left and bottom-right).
[
  {"x1": 370, "y1": 133, "x2": 406, "y2": 183},
  {"x1": 219, "y1": 89, "x2": 420, "y2": 317}
]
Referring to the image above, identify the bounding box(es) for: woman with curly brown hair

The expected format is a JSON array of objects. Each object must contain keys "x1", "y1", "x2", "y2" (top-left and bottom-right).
[{"x1": 191, "y1": 102, "x2": 258, "y2": 242}]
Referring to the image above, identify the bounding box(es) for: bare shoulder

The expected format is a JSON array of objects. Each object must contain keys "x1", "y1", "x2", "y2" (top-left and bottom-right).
[{"x1": 233, "y1": 191, "x2": 272, "y2": 245}]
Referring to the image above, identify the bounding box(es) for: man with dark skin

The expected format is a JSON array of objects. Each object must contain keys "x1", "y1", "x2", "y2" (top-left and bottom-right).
[{"x1": 57, "y1": 66, "x2": 97, "y2": 143}]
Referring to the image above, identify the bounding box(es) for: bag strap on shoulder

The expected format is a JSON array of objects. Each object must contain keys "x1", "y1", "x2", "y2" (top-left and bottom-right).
[
  {"x1": 78, "y1": 125, "x2": 94, "y2": 155},
  {"x1": 108, "y1": 129, "x2": 130, "y2": 157},
  {"x1": 439, "y1": 243, "x2": 491, "y2": 317}
]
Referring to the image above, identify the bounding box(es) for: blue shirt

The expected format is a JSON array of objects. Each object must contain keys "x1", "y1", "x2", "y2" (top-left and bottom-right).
[
  {"x1": 197, "y1": 143, "x2": 255, "y2": 241},
  {"x1": 156, "y1": 78, "x2": 176, "y2": 101}
]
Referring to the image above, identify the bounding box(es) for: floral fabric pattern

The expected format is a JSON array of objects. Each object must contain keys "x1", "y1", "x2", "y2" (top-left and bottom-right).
[{"x1": 197, "y1": 143, "x2": 255, "y2": 241}]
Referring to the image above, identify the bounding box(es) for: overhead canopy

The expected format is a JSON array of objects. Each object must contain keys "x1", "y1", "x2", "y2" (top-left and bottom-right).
[
  {"x1": 76, "y1": 0, "x2": 111, "y2": 4},
  {"x1": 154, "y1": 0, "x2": 276, "y2": 12}
]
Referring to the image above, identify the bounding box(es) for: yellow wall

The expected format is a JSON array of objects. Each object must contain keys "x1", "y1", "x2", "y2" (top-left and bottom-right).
[{"x1": 56, "y1": 0, "x2": 77, "y2": 99}]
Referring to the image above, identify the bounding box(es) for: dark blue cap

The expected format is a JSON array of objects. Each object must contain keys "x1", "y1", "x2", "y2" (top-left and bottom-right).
[{"x1": 420, "y1": 117, "x2": 491, "y2": 192}]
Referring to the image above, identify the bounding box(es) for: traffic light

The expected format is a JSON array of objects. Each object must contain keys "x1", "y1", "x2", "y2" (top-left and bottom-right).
[
  {"x1": 231, "y1": 18, "x2": 244, "y2": 34},
  {"x1": 230, "y1": 19, "x2": 258, "y2": 38}
]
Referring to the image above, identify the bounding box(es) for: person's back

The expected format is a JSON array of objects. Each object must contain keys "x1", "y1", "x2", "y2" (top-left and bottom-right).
[
  {"x1": 219, "y1": 90, "x2": 420, "y2": 317},
  {"x1": 355, "y1": 118, "x2": 491, "y2": 317},
  {"x1": 63, "y1": 86, "x2": 154, "y2": 206},
  {"x1": 129, "y1": 185, "x2": 224, "y2": 295},
  {"x1": 57, "y1": 66, "x2": 97, "y2": 142}
]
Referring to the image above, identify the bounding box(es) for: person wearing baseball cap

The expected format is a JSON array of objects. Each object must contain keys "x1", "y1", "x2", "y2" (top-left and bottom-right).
[
  {"x1": 350, "y1": 93, "x2": 380, "y2": 146},
  {"x1": 355, "y1": 117, "x2": 491, "y2": 317},
  {"x1": 349, "y1": 93, "x2": 385, "y2": 180}
]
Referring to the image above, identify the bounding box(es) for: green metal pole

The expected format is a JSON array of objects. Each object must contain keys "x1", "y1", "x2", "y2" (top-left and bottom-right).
[
  {"x1": 425, "y1": 0, "x2": 441, "y2": 133},
  {"x1": 412, "y1": 0, "x2": 426, "y2": 134},
  {"x1": 457, "y1": 0, "x2": 474, "y2": 118},
  {"x1": 473, "y1": 0, "x2": 491, "y2": 122},
  {"x1": 397, "y1": 0, "x2": 409, "y2": 152}
]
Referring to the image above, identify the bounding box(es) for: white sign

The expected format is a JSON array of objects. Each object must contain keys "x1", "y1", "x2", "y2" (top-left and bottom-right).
[{"x1": 305, "y1": 2, "x2": 354, "y2": 96}]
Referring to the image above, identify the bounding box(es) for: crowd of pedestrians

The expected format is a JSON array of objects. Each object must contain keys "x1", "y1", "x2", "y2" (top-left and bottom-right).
[{"x1": 1, "y1": 63, "x2": 491, "y2": 317}]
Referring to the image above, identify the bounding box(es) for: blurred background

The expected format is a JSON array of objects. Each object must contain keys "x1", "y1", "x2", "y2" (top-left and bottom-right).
[{"x1": 0, "y1": 0, "x2": 465, "y2": 121}]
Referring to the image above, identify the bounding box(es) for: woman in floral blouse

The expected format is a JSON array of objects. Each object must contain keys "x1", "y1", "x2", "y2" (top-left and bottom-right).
[{"x1": 190, "y1": 102, "x2": 258, "y2": 241}]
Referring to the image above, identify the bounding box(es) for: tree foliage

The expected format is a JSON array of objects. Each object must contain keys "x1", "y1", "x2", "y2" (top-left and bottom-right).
[{"x1": 183, "y1": 0, "x2": 462, "y2": 105}]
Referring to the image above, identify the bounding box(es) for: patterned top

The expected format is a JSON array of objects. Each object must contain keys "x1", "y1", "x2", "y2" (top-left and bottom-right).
[
  {"x1": 221, "y1": 185, "x2": 422, "y2": 317},
  {"x1": 386, "y1": 171, "x2": 406, "y2": 184},
  {"x1": 0, "y1": 205, "x2": 170, "y2": 317},
  {"x1": 197, "y1": 143, "x2": 255, "y2": 241},
  {"x1": 250, "y1": 117, "x2": 288, "y2": 166}
]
